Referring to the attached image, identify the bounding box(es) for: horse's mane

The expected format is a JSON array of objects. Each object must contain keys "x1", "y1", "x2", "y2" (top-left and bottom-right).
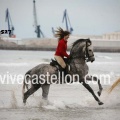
[{"x1": 72, "y1": 38, "x2": 91, "y2": 48}]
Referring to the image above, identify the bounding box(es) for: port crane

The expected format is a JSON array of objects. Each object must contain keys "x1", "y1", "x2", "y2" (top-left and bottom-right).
[
  {"x1": 33, "y1": 0, "x2": 44, "y2": 38},
  {"x1": 52, "y1": 27, "x2": 55, "y2": 36},
  {"x1": 62, "y1": 9, "x2": 73, "y2": 33},
  {"x1": 5, "y1": 8, "x2": 15, "y2": 37}
]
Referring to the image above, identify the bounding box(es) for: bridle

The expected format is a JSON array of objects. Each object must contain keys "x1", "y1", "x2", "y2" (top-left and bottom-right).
[
  {"x1": 69, "y1": 40, "x2": 94, "y2": 62},
  {"x1": 67, "y1": 39, "x2": 94, "y2": 74},
  {"x1": 85, "y1": 40, "x2": 94, "y2": 62}
]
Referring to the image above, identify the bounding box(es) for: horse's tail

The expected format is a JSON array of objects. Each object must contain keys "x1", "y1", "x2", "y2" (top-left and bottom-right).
[
  {"x1": 22, "y1": 70, "x2": 31, "y2": 98},
  {"x1": 108, "y1": 78, "x2": 120, "y2": 93}
]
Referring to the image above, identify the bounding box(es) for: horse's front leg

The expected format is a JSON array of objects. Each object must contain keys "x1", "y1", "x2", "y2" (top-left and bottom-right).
[
  {"x1": 80, "y1": 78, "x2": 104, "y2": 105},
  {"x1": 86, "y1": 75, "x2": 103, "y2": 96}
]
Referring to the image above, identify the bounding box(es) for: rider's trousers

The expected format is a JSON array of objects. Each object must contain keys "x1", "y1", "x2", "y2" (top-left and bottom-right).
[{"x1": 54, "y1": 55, "x2": 66, "y2": 68}]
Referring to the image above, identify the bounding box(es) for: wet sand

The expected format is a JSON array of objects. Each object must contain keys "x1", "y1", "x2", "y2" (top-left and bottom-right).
[{"x1": 0, "y1": 50, "x2": 120, "y2": 120}]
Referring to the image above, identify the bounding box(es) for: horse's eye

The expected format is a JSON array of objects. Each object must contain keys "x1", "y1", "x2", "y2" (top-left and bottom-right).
[{"x1": 89, "y1": 50, "x2": 92, "y2": 51}]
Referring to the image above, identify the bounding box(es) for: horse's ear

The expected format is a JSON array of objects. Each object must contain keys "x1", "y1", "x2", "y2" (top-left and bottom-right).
[
  {"x1": 87, "y1": 38, "x2": 90, "y2": 41},
  {"x1": 87, "y1": 38, "x2": 91, "y2": 45}
]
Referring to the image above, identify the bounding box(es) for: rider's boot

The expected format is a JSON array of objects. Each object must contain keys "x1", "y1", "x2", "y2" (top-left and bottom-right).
[
  {"x1": 64, "y1": 64, "x2": 71, "y2": 83},
  {"x1": 58, "y1": 64, "x2": 71, "y2": 84},
  {"x1": 58, "y1": 66, "x2": 65, "y2": 84}
]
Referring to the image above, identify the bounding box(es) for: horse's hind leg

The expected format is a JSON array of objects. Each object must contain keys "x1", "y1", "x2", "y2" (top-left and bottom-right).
[
  {"x1": 81, "y1": 80, "x2": 104, "y2": 105},
  {"x1": 23, "y1": 84, "x2": 41, "y2": 104}
]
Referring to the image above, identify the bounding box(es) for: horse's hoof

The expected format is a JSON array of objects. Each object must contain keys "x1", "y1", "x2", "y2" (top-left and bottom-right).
[
  {"x1": 98, "y1": 101, "x2": 104, "y2": 105},
  {"x1": 97, "y1": 91, "x2": 101, "y2": 96}
]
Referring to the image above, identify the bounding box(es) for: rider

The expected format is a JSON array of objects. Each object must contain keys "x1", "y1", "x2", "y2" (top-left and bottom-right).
[{"x1": 54, "y1": 27, "x2": 70, "y2": 78}]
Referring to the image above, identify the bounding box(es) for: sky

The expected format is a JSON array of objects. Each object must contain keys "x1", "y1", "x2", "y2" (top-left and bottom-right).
[{"x1": 0, "y1": 0, "x2": 120, "y2": 39}]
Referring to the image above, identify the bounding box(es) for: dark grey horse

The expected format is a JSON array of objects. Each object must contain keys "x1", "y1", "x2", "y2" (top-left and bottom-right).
[{"x1": 22, "y1": 38, "x2": 103, "y2": 105}]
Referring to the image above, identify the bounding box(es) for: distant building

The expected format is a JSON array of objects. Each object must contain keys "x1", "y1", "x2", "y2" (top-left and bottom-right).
[
  {"x1": 103, "y1": 31, "x2": 120, "y2": 40},
  {"x1": 70, "y1": 35, "x2": 102, "y2": 40}
]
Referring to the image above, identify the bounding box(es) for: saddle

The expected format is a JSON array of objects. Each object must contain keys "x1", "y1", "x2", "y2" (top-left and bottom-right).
[
  {"x1": 50, "y1": 59, "x2": 60, "y2": 67},
  {"x1": 50, "y1": 58, "x2": 68, "y2": 68}
]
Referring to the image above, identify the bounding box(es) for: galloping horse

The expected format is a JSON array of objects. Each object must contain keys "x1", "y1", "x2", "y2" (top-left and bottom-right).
[{"x1": 22, "y1": 38, "x2": 103, "y2": 105}]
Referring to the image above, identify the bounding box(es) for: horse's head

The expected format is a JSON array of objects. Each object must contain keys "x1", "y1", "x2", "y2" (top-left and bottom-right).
[{"x1": 70, "y1": 38, "x2": 95, "y2": 62}]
